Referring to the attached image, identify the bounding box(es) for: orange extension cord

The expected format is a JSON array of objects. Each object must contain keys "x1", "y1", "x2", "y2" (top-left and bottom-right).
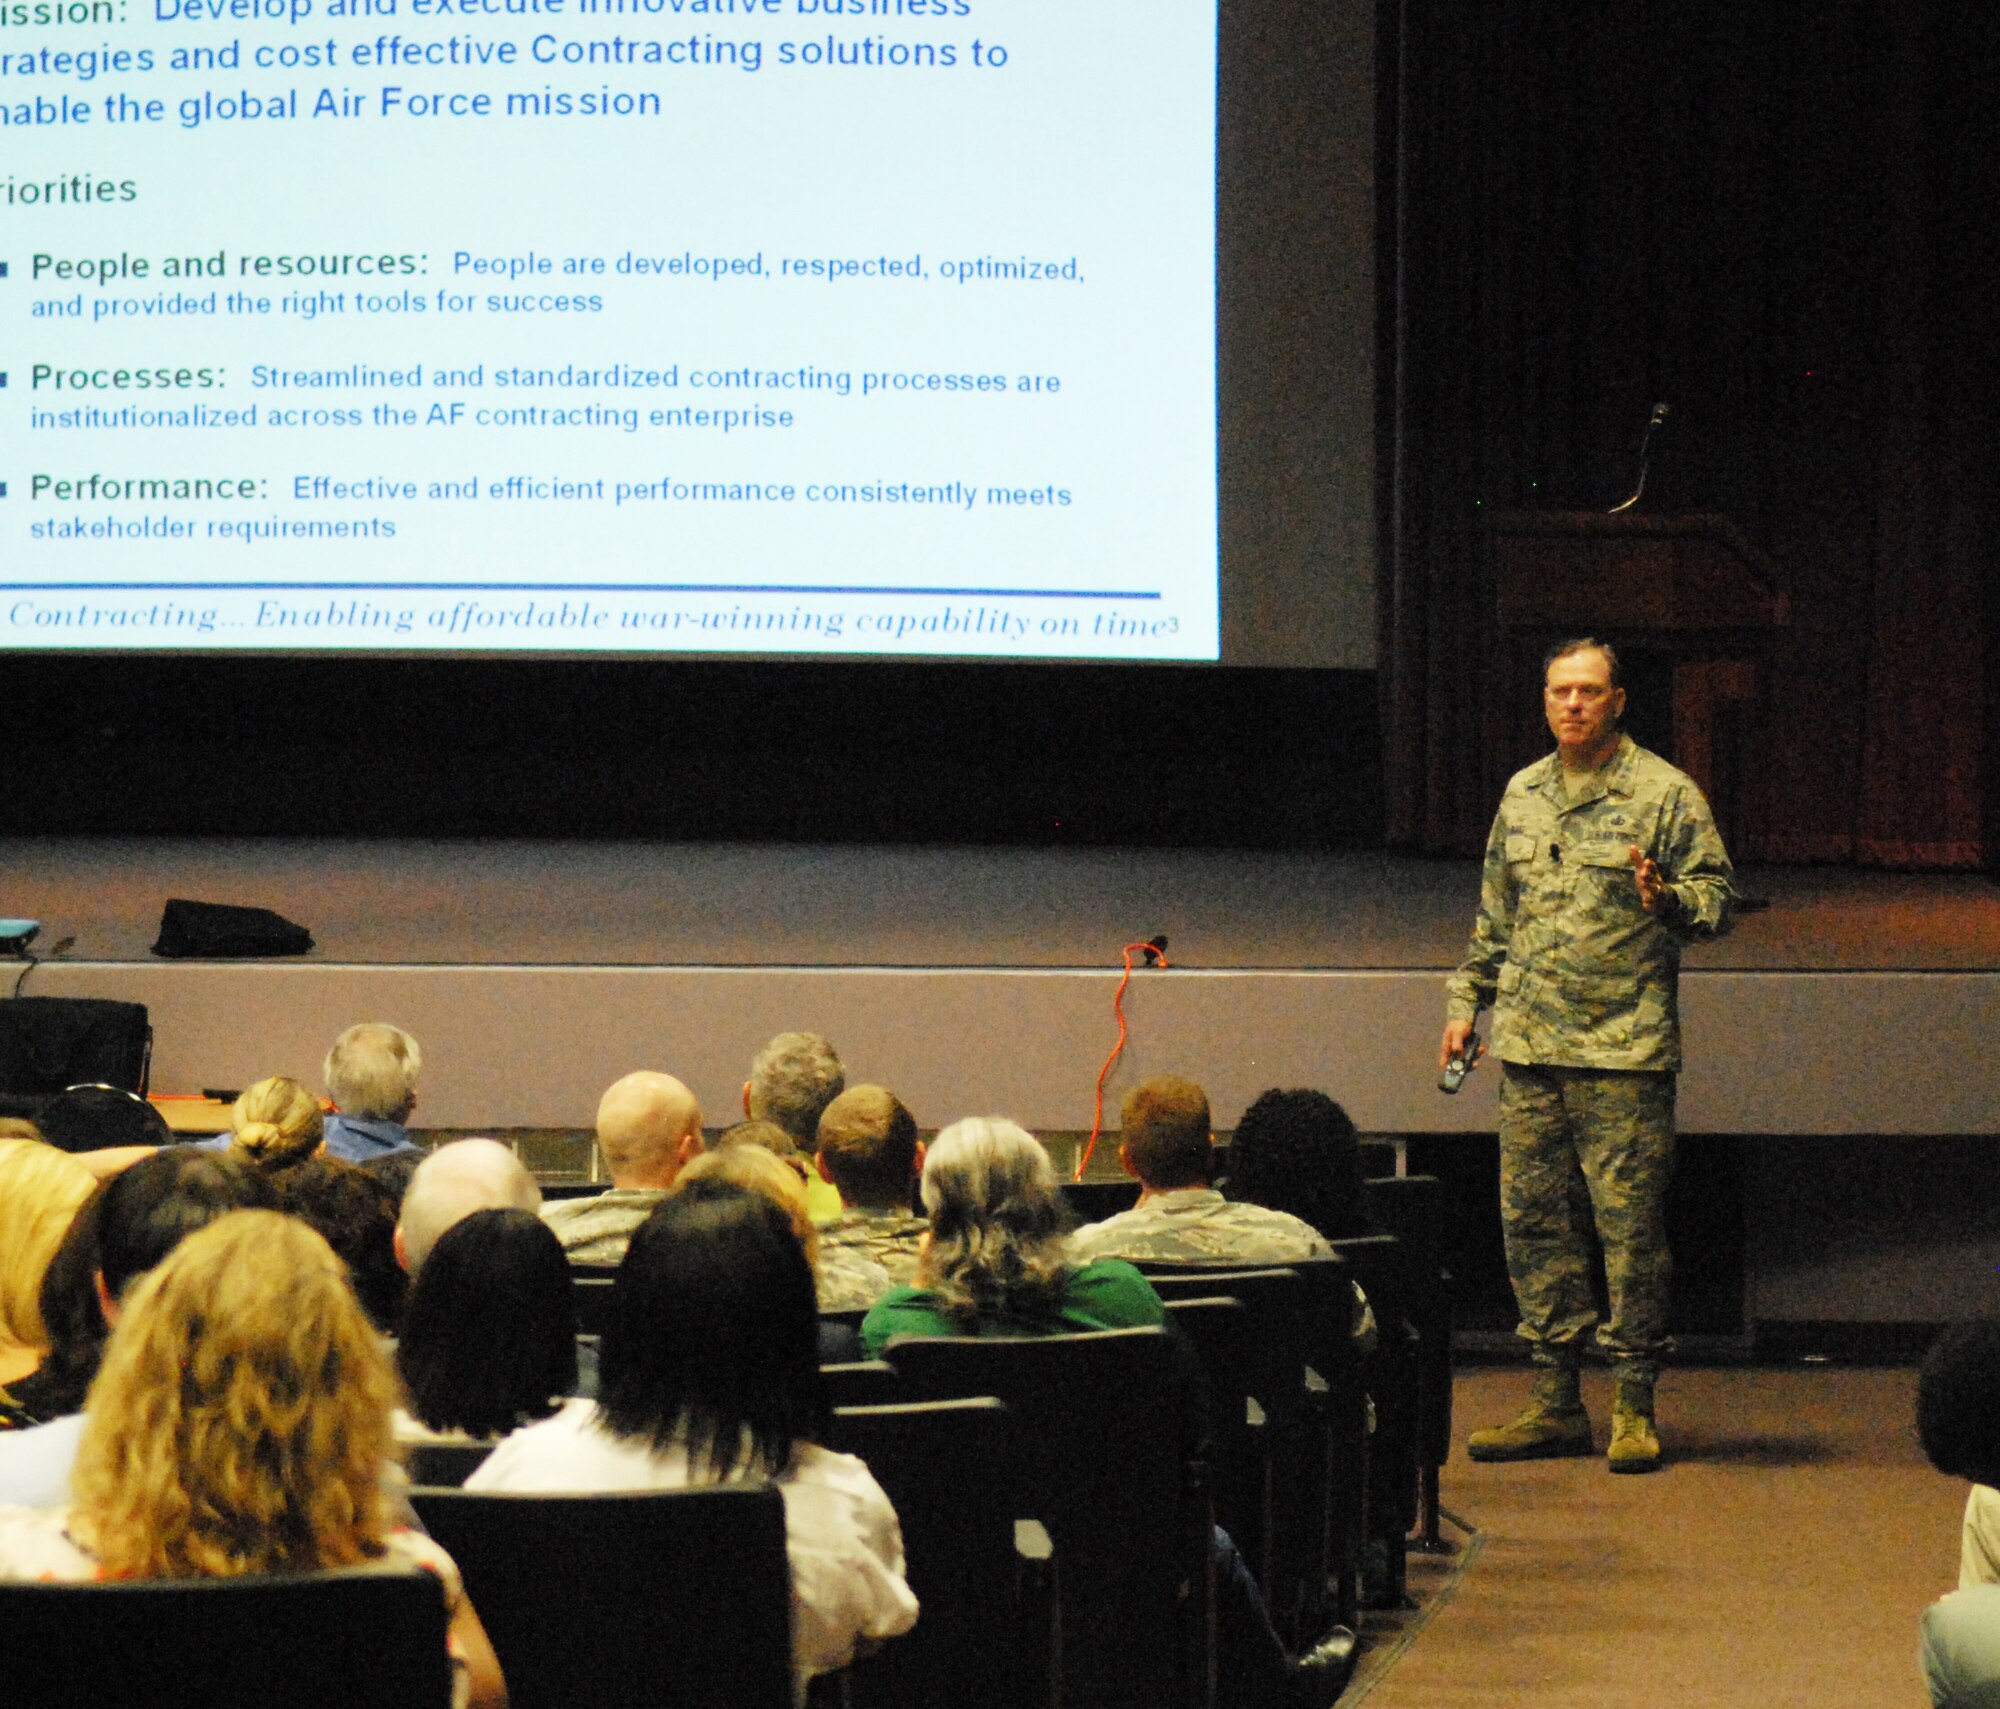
[{"x1": 1072, "y1": 937, "x2": 1170, "y2": 1181}]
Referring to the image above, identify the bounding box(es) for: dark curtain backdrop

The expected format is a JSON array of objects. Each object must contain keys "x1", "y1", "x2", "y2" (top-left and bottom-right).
[{"x1": 1378, "y1": 2, "x2": 1999, "y2": 865}]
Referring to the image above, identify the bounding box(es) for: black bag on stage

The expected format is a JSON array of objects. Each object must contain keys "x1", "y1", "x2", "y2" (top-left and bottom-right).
[
  {"x1": 0, "y1": 997, "x2": 152, "y2": 1096},
  {"x1": 152, "y1": 899, "x2": 314, "y2": 959}
]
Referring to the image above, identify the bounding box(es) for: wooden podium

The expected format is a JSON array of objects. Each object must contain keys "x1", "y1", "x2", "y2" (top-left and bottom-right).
[{"x1": 1488, "y1": 512, "x2": 1790, "y2": 849}]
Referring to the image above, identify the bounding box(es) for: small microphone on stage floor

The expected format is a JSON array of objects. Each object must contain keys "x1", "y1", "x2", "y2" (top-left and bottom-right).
[{"x1": 1141, "y1": 935, "x2": 1169, "y2": 966}]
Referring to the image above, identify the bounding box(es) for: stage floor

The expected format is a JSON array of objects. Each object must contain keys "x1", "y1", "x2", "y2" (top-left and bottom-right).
[{"x1": 5, "y1": 838, "x2": 1996, "y2": 971}]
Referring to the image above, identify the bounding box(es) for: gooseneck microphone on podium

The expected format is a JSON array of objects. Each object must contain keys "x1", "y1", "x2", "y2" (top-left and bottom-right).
[{"x1": 1608, "y1": 400, "x2": 1670, "y2": 514}]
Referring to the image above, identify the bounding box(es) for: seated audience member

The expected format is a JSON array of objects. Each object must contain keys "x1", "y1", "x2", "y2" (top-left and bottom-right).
[
  {"x1": 720, "y1": 1119, "x2": 805, "y2": 1160},
  {"x1": 1225, "y1": 1088, "x2": 1378, "y2": 1351},
  {"x1": 397, "y1": 1208, "x2": 578, "y2": 1445},
  {"x1": 678, "y1": 1145, "x2": 890, "y2": 1319},
  {"x1": 0, "y1": 1150, "x2": 273, "y2": 1460},
  {"x1": 0, "y1": 1211, "x2": 504, "y2": 1709},
  {"x1": 1919, "y1": 1320, "x2": 2000, "y2": 1707},
  {"x1": 720, "y1": 1117, "x2": 843, "y2": 1225},
  {"x1": 813, "y1": 1086, "x2": 927, "y2": 1284},
  {"x1": 542, "y1": 1072, "x2": 704, "y2": 1264},
  {"x1": 745, "y1": 1032, "x2": 848, "y2": 1222},
  {"x1": 274, "y1": 1155, "x2": 408, "y2": 1334},
  {"x1": 1071, "y1": 1075, "x2": 1335, "y2": 1264},
  {"x1": 745, "y1": 1031, "x2": 847, "y2": 1144},
  {"x1": 468, "y1": 1190, "x2": 919, "y2": 1699},
  {"x1": 861, "y1": 1116, "x2": 1356, "y2": 1707},
  {"x1": 0, "y1": 1139, "x2": 98, "y2": 1418},
  {"x1": 321, "y1": 1021, "x2": 425, "y2": 1164},
  {"x1": 357, "y1": 1145, "x2": 423, "y2": 1211},
  {"x1": 222, "y1": 1075, "x2": 325, "y2": 1173},
  {"x1": 860, "y1": 1117, "x2": 1164, "y2": 1359},
  {"x1": 1225, "y1": 1089, "x2": 1375, "y2": 1242},
  {"x1": 397, "y1": 1138, "x2": 542, "y2": 1279}
]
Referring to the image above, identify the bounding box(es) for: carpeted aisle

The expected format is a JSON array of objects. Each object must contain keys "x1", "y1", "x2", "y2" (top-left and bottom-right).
[{"x1": 1354, "y1": 1365, "x2": 1965, "y2": 1709}]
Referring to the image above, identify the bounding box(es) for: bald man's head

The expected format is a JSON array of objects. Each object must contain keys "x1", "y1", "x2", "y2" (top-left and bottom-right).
[
  {"x1": 394, "y1": 1138, "x2": 541, "y2": 1275},
  {"x1": 596, "y1": 1071, "x2": 705, "y2": 1191}
]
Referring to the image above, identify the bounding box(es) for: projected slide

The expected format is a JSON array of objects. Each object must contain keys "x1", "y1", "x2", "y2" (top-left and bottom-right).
[{"x1": 1, "y1": 0, "x2": 1217, "y2": 658}]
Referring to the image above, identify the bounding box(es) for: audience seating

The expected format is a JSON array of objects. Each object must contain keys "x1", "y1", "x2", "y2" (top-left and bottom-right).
[
  {"x1": 405, "y1": 1440, "x2": 496, "y2": 1487},
  {"x1": 410, "y1": 1484, "x2": 792, "y2": 1709},
  {"x1": 1363, "y1": 1174, "x2": 1454, "y2": 1548},
  {"x1": 1359, "y1": 1139, "x2": 1400, "y2": 1179},
  {"x1": 820, "y1": 1360, "x2": 900, "y2": 1409},
  {"x1": 570, "y1": 1268, "x2": 618, "y2": 1338},
  {"x1": 0, "y1": 1569, "x2": 452, "y2": 1709},
  {"x1": 1058, "y1": 1178, "x2": 1140, "y2": 1225},
  {"x1": 824, "y1": 1397, "x2": 1058, "y2": 1709},
  {"x1": 818, "y1": 1310, "x2": 866, "y2": 1363},
  {"x1": 1143, "y1": 1261, "x2": 1363, "y2": 1636},
  {"x1": 1160, "y1": 1295, "x2": 1274, "y2": 1603},
  {"x1": 880, "y1": 1326, "x2": 1215, "y2": 1709},
  {"x1": 1325, "y1": 1232, "x2": 1420, "y2": 1606}
]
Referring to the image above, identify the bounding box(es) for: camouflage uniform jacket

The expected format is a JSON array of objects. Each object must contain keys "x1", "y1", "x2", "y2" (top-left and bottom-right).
[
  {"x1": 820, "y1": 1206, "x2": 928, "y2": 1287},
  {"x1": 540, "y1": 1188, "x2": 666, "y2": 1265},
  {"x1": 816, "y1": 1241, "x2": 895, "y2": 1313},
  {"x1": 1068, "y1": 1188, "x2": 1334, "y2": 1265},
  {"x1": 1446, "y1": 735, "x2": 1734, "y2": 1073}
]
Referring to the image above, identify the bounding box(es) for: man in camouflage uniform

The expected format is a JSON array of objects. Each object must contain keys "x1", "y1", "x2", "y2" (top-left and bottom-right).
[
  {"x1": 814, "y1": 1085, "x2": 929, "y2": 1289},
  {"x1": 540, "y1": 1071, "x2": 705, "y2": 1264},
  {"x1": 1441, "y1": 639, "x2": 1733, "y2": 1472},
  {"x1": 1070, "y1": 1075, "x2": 1333, "y2": 1265}
]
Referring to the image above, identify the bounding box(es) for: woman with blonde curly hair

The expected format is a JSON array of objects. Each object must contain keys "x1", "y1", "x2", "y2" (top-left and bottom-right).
[
  {"x1": 676, "y1": 1142, "x2": 821, "y2": 1266},
  {"x1": 224, "y1": 1074, "x2": 326, "y2": 1172},
  {"x1": 675, "y1": 1143, "x2": 892, "y2": 1326},
  {"x1": 0, "y1": 1210, "x2": 505, "y2": 1708},
  {"x1": 0, "y1": 1138, "x2": 97, "y2": 1398}
]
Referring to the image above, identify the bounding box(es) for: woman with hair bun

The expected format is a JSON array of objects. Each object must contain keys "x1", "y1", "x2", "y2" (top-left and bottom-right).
[
  {"x1": 0, "y1": 1210, "x2": 505, "y2": 1708},
  {"x1": 224, "y1": 1075, "x2": 326, "y2": 1172}
]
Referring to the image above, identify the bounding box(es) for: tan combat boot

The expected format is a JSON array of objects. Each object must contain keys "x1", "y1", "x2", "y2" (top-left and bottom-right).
[
  {"x1": 1466, "y1": 1362, "x2": 1594, "y2": 1461},
  {"x1": 1606, "y1": 1368, "x2": 1661, "y2": 1473}
]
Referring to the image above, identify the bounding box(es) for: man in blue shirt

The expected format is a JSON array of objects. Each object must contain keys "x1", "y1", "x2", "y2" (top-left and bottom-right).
[{"x1": 321, "y1": 1021, "x2": 424, "y2": 1164}]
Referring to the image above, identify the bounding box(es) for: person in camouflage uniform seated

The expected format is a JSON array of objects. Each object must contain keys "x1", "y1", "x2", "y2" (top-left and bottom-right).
[
  {"x1": 1442, "y1": 638, "x2": 1734, "y2": 1473},
  {"x1": 540, "y1": 1072, "x2": 705, "y2": 1265},
  {"x1": 813, "y1": 1086, "x2": 928, "y2": 1287},
  {"x1": 1070, "y1": 1075, "x2": 1334, "y2": 1265}
]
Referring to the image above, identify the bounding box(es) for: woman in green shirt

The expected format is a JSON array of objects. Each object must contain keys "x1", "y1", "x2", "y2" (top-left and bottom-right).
[
  {"x1": 858, "y1": 1115, "x2": 1359, "y2": 1707},
  {"x1": 859, "y1": 1117, "x2": 1163, "y2": 1358}
]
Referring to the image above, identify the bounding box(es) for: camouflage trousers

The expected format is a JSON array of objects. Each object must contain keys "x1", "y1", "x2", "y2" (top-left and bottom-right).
[{"x1": 1497, "y1": 1063, "x2": 1675, "y2": 1381}]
